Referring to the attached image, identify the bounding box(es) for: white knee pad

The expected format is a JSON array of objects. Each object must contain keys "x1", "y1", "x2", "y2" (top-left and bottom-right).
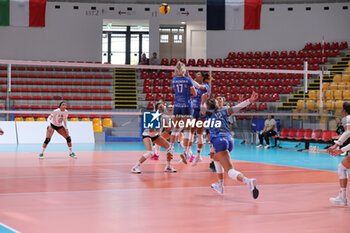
[
  {"x1": 338, "y1": 163, "x2": 348, "y2": 179},
  {"x1": 214, "y1": 161, "x2": 224, "y2": 174},
  {"x1": 228, "y1": 168, "x2": 241, "y2": 181},
  {"x1": 171, "y1": 128, "x2": 181, "y2": 137},
  {"x1": 143, "y1": 150, "x2": 153, "y2": 159},
  {"x1": 183, "y1": 130, "x2": 191, "y2": 139},
  {"x1": 197, "y1": 134, "x2": 203, "y2": 145}
]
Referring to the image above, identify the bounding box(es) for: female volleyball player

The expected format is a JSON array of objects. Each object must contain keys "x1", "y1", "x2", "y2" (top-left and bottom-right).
[
  {"x1": 168, "y1": 61, "x2": 197, "y2": 164},
  {"x1": 190, "y1": 72, "x2": 212, "y2": 166},
  {"x1": 39, "y1": 101, "x2": 76, "y2": 159},
  {"x1": 200, "y1": 92, "x2": 259, "y2": 199},
  {"x1": 327, "y1": 102, "x2": 350, "y2": 206},
  {"x1": 131, "y1": 102, "x2": 176, "y2": 174},
  {"x1": 0, "y1": 127, "x2": 3, "y2": 135}
]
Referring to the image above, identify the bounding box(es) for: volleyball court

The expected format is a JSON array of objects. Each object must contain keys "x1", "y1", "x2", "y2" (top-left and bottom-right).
[{"x1": 0, "y1": 56, "x2": 350, "y2": 233}]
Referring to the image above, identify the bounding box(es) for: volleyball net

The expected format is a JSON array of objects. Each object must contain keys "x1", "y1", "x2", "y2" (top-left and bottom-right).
[{"x1": 0, "y1": 58, "x2": 343, "y2": 143}]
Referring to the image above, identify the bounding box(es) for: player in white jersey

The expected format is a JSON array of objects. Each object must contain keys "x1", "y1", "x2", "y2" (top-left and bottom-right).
[
  {"x1": 327, "y1": 102, "x2": 350, "y2": 206},
  {"x1": 39, "y1": 101, "x2": 76, "y2": 159},
  {"x1": 131, "y1": 102, "x2": 176, "y2": 173}
]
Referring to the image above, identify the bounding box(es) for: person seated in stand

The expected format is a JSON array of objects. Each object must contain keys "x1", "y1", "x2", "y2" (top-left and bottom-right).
[
  {"x1": 256, "y1": 115, "x2": 277, "y2": 149},
  {"x1": 149, "y1": 52, "x2": 160, "y2": 65},
  {"x1": 139, "y1": 53, "x2": 148, "y2": 65}
]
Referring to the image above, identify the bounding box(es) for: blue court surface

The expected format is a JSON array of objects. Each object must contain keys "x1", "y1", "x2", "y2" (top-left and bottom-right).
[{"x1": 0, "y1": 139, "x2": 344, "y2": 172}]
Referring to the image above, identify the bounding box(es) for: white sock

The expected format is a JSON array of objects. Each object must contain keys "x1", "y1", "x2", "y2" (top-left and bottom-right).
[
  {"x1": 69, "y1": 147, "x2": 73, "y2": 153},
  {"x1": 155, "y1": 145, "x2": 160, "y2": 155},
  {"x1": 197, "y1": 148, "x2": 202, "y2": 157},
  {"x1": 218, "y1": 179, "x2": 224, "y2": 185},
  {"x1": 41, "y1": 147, "x2": 45, "y2": 154},
  {"x1": 184, "y1": 146, "x2": 189, "y2": 154},
  {"x1": 243, "y1": 177, "x2": 249, "y2": 184},
  {"x1": 341, "y1": 188, "x2": 347, "y2": 199},
  {"x1": 166, "y1": 161, "x2": 171, "y2": 167},
  {"x1": 135, "y1": 161, "x2": 141, "y2": 168}
]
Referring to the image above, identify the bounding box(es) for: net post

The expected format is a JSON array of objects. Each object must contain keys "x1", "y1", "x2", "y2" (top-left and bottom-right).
[
  {"x1": 319, "y1": 72, "x2": 323, "y2": 114},
  {"x1": 6, "y1": 63, "x2": 11, "y2": 121},
  {"x1": 303, "y1": 61, "x2": 308, "y2": 114}
]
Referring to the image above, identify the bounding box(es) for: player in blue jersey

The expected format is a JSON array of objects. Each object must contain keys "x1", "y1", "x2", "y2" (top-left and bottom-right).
[
  {"x1": 168, "y1": 62, "x2": 197, "y2": 164},
  {"x1": 190, "y1": 72, "x2": 212, "y2": 166},
  {"x1": 200, "y1": 91, "x2": 260, "y2": 199}
]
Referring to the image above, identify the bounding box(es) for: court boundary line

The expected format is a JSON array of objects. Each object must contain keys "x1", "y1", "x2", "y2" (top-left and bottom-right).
[
  {"x1": 0, "y1": 222, "x2": 21, "y2": 233},
  {"x1": 0, "y1": 168, "x2": 333, "y2": 180},
  {"x1": 0, "y1": 182, "x2": 339, "y2": 197}
]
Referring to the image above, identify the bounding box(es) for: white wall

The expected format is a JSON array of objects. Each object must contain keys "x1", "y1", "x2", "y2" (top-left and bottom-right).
[
  {"x1": 0, "y1": 2, "x2": 205, "y2": 62},
  {"x1": 0, "y1": 2, "x2": 349, "y2": 62},
  {"x1": 207, "y1": 3, "x2": 350, "y2": 59},
  {"x1": 186, "y1": 22, "x2": 206, "y2": 60}
]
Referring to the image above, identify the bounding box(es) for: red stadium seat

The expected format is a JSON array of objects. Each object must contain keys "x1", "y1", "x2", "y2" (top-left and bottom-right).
[
  {"x1": 140, "y1": 71, "x2": 149, "y2": 79},
  {"x1": 162, "y1": 86, "x2": 170, "y2": 93},
  {"x1": 170, "y1": 58, "x2": 178, "y2": 66},
  {"x1": 273, "y1": 128, "x2": 289, "y2": 139},
  {"x1": 219, "y1": 86, "x2": 228, "y2": 94},
  {"x1": 143, "y1": 86, "x2": 151, "y2": 93},
  {"x1": 340, "y1": 41, "x2": 348, "y2": 49},
  {"x1": 155, "y1": 93, "x2": 164, "y2": 100},
  {"x1": 153, "y1": 86, "x2": 161, "y2": 93},
  {"x1": 196, "y1": 59, "x2": 205, "y2": 67},
  {"x1": 161, "y1": 58, "x2": 169, "y2": 66},
  {"x1": 247, "y1": 102, "x2": 257, "y2": 111},
  {"x1": 162, "y1": 79, "x2": 171, "y2": 86},
  {"x1": 258, "y1": 102, "x2": 267, "y2": 111},
  {"x1": 147, "y1": 102, "x2": 155, "y2": 111},
  {"x1": 291, "y1": 129, "x2": 305, "y2": 140},
  {"x1": 187, "y1": 59, "x2": 195, "y2": 66},
  {"x1": 304, "y1": 129, "x2": 313, "y2": 139},
  {"x1": 254, "y1": 51, "x2": 262, "y2": 59},
  {"x1": 150, "y1": 71, "x2": 158, "y2": 79},
  {"x1": 153, "y1": 78, "x2": 161, "y2": 86},
  {"x1": 165, "y1": 93, "x2": 174, "y2": 101},
  {"x1": 271, "y1": 93, "x2": 280, "y2": 102},
  {"x1": 206, "y1": 58, "x2": 214, "y2": 67},
  {"x1": 320, "y1": 130, "x2": 332, "y2": 142},
  {"x1": 143, "y1": 79, "x2": 152, "y2": 86},
  {"x1": 159, "y1": 72, "x2": 167, "y2": 79}
]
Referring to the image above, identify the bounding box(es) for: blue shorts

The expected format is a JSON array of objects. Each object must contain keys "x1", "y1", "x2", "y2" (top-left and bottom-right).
[
  {"x1": 211, "y1": 136, "x2": 234, "y2": 153},
  {"x1": 193, "y1": 109, "x2": 201, "y2": 119},
  {"x1": 173, "y1": 106, "x2": 193, "y2": 116}
]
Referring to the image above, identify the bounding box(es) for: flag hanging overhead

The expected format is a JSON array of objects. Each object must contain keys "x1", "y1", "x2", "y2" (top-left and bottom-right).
[
  {"x1": 207, "y1": 0, "x2": 262, "y2": 30},
  {"x1": 0, "y1": 0, "x2": 46, "y2": 27}
]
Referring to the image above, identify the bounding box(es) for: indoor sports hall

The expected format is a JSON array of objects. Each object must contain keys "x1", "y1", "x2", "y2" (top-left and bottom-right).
[{"x1": 0, "y1": 1, "x2": 350, "y2": 233}]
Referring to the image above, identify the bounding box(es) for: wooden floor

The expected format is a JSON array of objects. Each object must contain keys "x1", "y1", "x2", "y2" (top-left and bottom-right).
[{"x1": 0, "y1": 151, "x2": 349, "y2": 233}]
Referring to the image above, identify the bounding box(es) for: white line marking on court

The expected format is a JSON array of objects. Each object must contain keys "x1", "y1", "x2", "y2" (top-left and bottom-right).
[
  {"x1": 0, "y1": 169, "x2": 333, "y2": 180},
  {"x1": 0, "y1": 222, "x2": 21, "y2": 233},
  {"x1": 0, "y1": 182, "x2": 339, "y2": 197}
]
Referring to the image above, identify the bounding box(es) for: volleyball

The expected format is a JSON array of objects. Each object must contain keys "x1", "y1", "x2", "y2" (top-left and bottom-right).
[{"x1": 159, "y1": 3, "x2": 170, "y2": 15}]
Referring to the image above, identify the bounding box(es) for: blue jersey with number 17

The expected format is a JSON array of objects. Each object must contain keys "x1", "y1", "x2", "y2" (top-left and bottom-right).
[{"x1": 172, "y1": 76, "x2": 194, "y2": 108}]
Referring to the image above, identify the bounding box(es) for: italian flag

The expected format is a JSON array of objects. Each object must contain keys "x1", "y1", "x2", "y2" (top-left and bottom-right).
[{"x1": 0, "y1": 0, "x2": 46, "y2": 27}]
